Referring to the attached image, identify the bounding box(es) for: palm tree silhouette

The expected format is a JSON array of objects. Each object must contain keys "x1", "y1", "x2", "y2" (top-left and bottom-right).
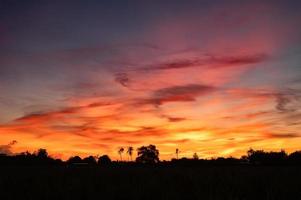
[
  {"x1": 176, "y1": 148, "x2": 179, "y2": 160},
  {"x1": 118, "y1": 147, "x2": 124, "y2": 161},
  {"x1": 127, "y1": 146, "x2": 134, "y2": 161}
]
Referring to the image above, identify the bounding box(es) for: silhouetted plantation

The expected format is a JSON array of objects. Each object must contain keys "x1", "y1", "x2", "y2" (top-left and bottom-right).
[
  {"x1": 1, "y1": 145, "x2": 301, "y2": 200},
  {"x1": 1, "y1": 145, "x2": 301, "y2": 166}
]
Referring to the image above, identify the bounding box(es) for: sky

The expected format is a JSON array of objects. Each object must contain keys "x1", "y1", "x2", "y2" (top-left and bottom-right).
[{"x1": 0, "y1": 0, "x2": 301, "y2": 160}]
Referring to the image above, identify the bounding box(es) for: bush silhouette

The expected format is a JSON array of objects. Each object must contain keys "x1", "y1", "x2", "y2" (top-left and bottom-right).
[
  {"x1": 247, "y1": 149, "x2": 287, "y2": 164},
  {"x1": 288, "y1": 151, "x2": 301, "y2": 164},
  {"x1": 82, "y1": 156, "x2": 97, "y2": 164},
  {"x1": 67, "y1": 156, "x2": 82, "y2": 164},
  {"x1": 98, "y1": 155, "x2": 112, "y2": 165}
]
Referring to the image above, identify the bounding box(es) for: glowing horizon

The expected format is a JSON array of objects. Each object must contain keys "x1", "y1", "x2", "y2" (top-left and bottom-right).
[{"x1": 1, "y1": 1, "x2": 301, "y2": 160}]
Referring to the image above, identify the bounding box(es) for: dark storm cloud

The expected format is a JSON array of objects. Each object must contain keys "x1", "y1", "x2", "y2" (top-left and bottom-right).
[
  {"x1": 0, "y1": 140, "x2": 17, "y2": 155},
  {"x1": 166, "y1": 117, "x2": 187, "y2": 122},
  {"x1": 115, "y1": 73, "x2": 130, "y2": 88},
  {"x1": 141, "y1": 84, "x2": 216, "y2": 106},
  {"x1": 266, "y1": 133, "x2": 301, "y2": 139},
  {"x1": 274, "y1": 91, "x2": 301, "y2": 113},
  {"x1": 275, "y1": 94, "x2": 294, "y2": 112},
  {"x1": 140, "y1": 53, "x2": 269, "y2": 71},
  {"x1": 15, "y1": 102, "x2": 114, "y2": 123},
  {"x1": 228, "y1": 87, "x2": 301, "y2": 114},
  {"x1": 144, "y1": 59, "x2": 199, "y2": 70},
  {"x1": 210, "y1": 54, "x2": 269, "y2": 66},
  {"x1": 158, "y1": 114, "x2": 187, "y2": 122}
]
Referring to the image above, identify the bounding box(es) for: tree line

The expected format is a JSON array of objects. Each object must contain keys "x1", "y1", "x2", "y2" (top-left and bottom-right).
[{"x1": 1, "y1": 144, "x2": 301, "y2": 166}]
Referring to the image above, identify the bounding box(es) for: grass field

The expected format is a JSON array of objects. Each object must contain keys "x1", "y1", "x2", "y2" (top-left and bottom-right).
[{"x1": 0, "y1": 165, "x2": 300, "y2": 200}]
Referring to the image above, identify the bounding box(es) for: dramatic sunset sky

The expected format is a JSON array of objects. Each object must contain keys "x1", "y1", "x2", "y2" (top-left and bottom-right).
[{"x1": 0, "y1": 0, "x2": 301, "y2": 160}]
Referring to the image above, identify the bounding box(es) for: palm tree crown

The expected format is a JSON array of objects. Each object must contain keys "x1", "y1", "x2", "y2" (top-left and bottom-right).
[
  {"x1": 127, "y1": 146, "x2": 134, "y2": 161},
  {"x1": 118, "y1": 147, "x2": 124, "y2": 161}
]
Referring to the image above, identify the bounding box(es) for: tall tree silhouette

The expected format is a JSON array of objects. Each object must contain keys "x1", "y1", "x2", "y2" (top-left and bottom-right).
[
  {"x1": 193, "y1": 152, "x2": 199, "y2": 160},
  {"x1": 127, "y1": 146, "x2": 134, "y2": 161},
  {"x1": 176, "y1": 148, "x2": 179, "y2": 159},
  {"x1": 118, "y1": 147, "x2": 124, "y2": 161},
  {"x1": 36, "y1": 148, "x2": 48, "y2": 159},
  {"x1": 136, "y1": 145, "x2": 159, "y2": 164}
]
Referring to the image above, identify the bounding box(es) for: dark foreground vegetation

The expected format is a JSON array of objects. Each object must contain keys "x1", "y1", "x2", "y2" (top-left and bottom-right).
[
  {"x1": 1, "y1": 145, "x2": 301, "y2": 200},
  {"x1": 1, "y1": 165, "x2": 301, "y2": 200}
]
